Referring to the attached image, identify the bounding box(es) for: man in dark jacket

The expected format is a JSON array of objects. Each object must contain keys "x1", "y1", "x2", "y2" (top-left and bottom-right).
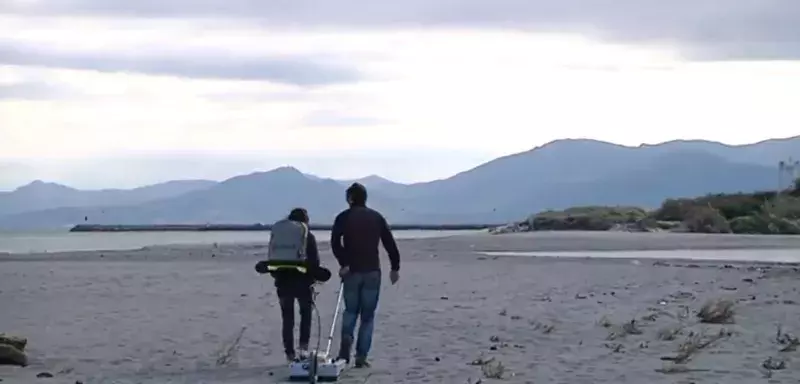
[
  {"x1": 331, "y1": 183, "x2": 400, "y2": 368},
  {"x1": 259, "y1": 208, "x2": 320, "y2": 362}
]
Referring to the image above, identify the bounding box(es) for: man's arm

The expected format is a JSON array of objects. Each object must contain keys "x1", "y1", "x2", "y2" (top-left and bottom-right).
[
  {"x1": 306, "y1": 232, "x2": 320, "y2": 269},
  {"x1": 330, "y1": 211, "x2": 347, "y2": 268},
  {"x1": 379, "y1": 214, "x2": 400, "y2": 272}
]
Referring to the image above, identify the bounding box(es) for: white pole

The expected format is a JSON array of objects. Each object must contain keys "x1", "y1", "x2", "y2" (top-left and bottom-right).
[{"x1": 324, "y1": 283, "x2": 344, "y2": 358}]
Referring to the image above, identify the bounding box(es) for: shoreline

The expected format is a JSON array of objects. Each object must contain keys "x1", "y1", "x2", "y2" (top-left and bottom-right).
[
  {"x1": 1, "y1": 228, "x2": 482, "y2": 255},
  {"x1": 480, "y1": 249, "x2": 800, "y2": 265},
  {"x1": 5, "y1": 231, "x2": 800, "y2": 261},
  {"x1": 69, "y1": 223, "x2": 499, "y2": 232}
]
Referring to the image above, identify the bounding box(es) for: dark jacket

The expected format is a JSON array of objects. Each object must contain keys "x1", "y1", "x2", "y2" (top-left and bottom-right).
[
  {"x1": 331, "y1": 205, "x2": 400, "y2": 272},
  {"x1": 270, "y1": 232, "x2": 320, "y2": 296}
]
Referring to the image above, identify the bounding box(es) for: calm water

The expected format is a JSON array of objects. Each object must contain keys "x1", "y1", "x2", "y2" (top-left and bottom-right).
[
  {"x1": 482, "y1": 250, "x2": 800, "y2": 263},
  {"x1": 0, "y1": 230, "x2": 473, "y2": 254}
]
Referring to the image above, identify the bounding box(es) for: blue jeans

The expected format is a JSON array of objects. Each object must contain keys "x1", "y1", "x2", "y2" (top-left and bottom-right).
[{"x1": 339, "y1": 270, "x2": 381, "y2": 360}]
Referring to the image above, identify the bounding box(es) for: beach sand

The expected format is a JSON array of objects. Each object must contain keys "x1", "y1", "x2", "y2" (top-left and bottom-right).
[{"x1": 2, "y1": 231, "x2": 800, "y2": 383}]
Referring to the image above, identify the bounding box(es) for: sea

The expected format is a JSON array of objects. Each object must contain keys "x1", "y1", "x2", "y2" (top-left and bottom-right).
[
  {"x1": 0, "y1": 229, "x2": 474, "y2": 254},
  {"x1": 481, "y1": 250, "x2": 800, "y2": 264}
]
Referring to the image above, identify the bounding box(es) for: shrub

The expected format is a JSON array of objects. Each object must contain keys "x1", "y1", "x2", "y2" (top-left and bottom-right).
[
  {"x1": 764, "y1": 196, "x2": 800, "y2": 220},
  {"x1": 729, "y1": 216, "x2": 766, "y2": 234},
  {"x1": 528, "y1": 206, "x2": 648, "y2": 231},
  {"x1": 683, "y1": 206, "x2": 731, "y2": 234}
]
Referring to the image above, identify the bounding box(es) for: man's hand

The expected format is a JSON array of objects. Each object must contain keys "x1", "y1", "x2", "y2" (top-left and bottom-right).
[
  {"x1": 338, "y1": 266, "x2": 350, "y2": 278},
  {"x1": 389, "y1": 270, "x2": 399, "y2": 285}
]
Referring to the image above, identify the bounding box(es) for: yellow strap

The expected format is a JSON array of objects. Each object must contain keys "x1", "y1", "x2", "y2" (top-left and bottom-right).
[{"x1": 267, "y1": 265, "x2": 308, "y2": 274}]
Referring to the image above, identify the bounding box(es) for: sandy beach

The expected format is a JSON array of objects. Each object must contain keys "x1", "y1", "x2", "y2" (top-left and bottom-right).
[{"x1": 2, "y1": 231, "x2": 800, "y2": 383}]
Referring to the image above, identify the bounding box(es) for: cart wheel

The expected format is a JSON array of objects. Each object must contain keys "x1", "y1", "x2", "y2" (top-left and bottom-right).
[{"x1": 308, "y1": 350, "x2": 318, "y2": 384}]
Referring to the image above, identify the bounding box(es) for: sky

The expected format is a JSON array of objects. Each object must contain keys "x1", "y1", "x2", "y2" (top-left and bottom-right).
[{"x1": 1, "y1": 0, "x2": 799, "y2": 189}]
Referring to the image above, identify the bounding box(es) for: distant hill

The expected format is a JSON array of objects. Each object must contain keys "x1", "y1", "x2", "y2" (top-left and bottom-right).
[
  {"x1": 0, "y1": 167, "x2": 421, "y2": 229},
  {"x1": 338, "y1": 175, "x2": 409, "y2": 197},
  {"x1": 500, "y1": 150, "x2": 778, "y2": 218},
  {"x1": 0, "y1": 179, "x2": 217, "y2": 216},
  {"x1": 639, "y1": 136, "x2": 800, "y2": 167},
  {"x1": 0, "y1": 136, "x2": 796, "y2": 229},
  {"x1": 305, "y1": 173, "x2": 407, "y2": 191},
  {"x1": 393, "y1": 138, "x2": 792, "y2": 221}
]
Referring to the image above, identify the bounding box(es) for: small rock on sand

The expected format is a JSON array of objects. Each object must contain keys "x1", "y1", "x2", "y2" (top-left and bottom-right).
[
  {"x1": 698, "y1": 298, "x2": 735, "y2": 324},
  {"x1": 762, "y1": 357, "x2": 786, "y2": 371},
  {"x1": 0, "y1": 334, "x2": 27, "y2": 351},
  {"x1": 0, "y1": 344, "x2": 27, "y2": 367}
]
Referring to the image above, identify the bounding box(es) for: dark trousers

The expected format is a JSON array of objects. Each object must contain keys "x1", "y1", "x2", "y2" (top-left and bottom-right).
[{"x1": 277, "y1": 282, "x2": 313, "y2": 355}]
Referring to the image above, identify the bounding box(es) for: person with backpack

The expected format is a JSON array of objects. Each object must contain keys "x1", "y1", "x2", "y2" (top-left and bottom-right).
[
  {"x1": 331, "y1": 183, "x2": 401, "y2": 368},
  {"x1": 255, "y1": 207, "x2": 329, "y2": 362}
]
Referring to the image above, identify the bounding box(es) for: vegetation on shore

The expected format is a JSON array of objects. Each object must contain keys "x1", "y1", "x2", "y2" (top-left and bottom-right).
[{"x1": 493, "y1": 178, "x2": 800, "y2": 235}]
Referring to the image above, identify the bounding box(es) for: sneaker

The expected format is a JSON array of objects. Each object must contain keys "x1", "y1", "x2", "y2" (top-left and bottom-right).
[
  {"x1": 297, "y1": 348, "x2": 309, "y2": 360},
  {"x1": 354, "y1": 357, "x2": 371, "y2": 368},
  {"x1": 337, "y1": 336, "x2": 352, "y2": 363},
  {"x1": 285, "y1": 352, "x2": 296, "y2": 363},
  {"x1": 336, "y1": 352, "x2": 350, "y2": 364}
]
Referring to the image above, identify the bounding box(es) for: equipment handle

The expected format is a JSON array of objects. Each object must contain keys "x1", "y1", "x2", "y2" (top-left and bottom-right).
[{"x1": 324, "y1": 282, "x2": 344, "y2": 358}]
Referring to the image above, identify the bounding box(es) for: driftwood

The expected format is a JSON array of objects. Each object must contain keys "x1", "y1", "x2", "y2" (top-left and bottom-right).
[
  {"x1": 215, "y1": 326, "x2": 246, "y2": 367},
  {"x1": 661, "y1": 329, "x2": 730, "y2": 364},
  {"x1": 776, "y1": 325, "x2": 800, "y2": 352}
]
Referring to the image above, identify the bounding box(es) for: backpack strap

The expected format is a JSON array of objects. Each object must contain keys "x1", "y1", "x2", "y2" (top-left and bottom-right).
[{"x1": 297, "y1": 222, "x2": 309, "y2": 259}]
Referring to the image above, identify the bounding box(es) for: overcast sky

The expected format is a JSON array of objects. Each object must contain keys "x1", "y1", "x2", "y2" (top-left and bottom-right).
[{"x1": 1, "y1": 0, "x2": 799, "y2": 189}]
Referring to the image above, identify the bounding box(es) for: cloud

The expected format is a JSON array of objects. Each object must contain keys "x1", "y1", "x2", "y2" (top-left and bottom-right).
[
  {"x1": 2, "y1": 5, "x2": 800, "y2": 187},
  {"x1": 3, "y1": 0, "x2": 799, "y2": 60},
  {"x1": 301, "y1": 110, "x2": 388, "y2": 127},
  {"x1": 0, "y1": 80, "x2": 70, "y2": 100},
  {"x1": 0, "y1": 38, "x2": 362, "y2": 86}
]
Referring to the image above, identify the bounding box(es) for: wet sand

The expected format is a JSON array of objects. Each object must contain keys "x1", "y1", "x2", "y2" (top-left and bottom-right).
[{"x1": 2, "y1": 231, "x2": 800, "y2": 383}]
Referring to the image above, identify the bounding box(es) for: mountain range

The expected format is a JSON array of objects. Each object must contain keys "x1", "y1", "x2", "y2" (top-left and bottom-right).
[{"x1": 1, "y1": 136, "x2": 798, "y2": 229}]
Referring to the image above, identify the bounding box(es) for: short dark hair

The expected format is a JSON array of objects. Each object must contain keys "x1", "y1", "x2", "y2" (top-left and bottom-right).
[
  {"x1": 288, "y1": 207, "x2": 309, "y2": 223},
  {"x1": 346, "y1": 182, "x2": 368, "y2": 206}
]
